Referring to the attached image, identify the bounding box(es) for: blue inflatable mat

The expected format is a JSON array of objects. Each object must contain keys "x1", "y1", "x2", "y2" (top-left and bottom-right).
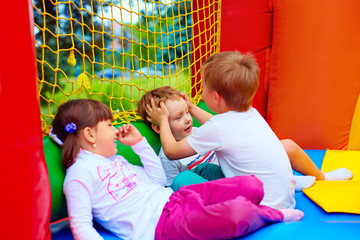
[
  {"x1": 241, "y1": 150, "x2": 360, "y2": 240},
  {"x1": 51, "y1": 150, "x2": 360, "y2": 240}
]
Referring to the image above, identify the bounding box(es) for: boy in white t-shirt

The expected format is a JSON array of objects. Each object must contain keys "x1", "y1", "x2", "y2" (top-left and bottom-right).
[
  {"x1": 137, "y1": 86, "x2": 352, "y2": 192},
  {"x1": 145, "y1": 52, "x2": 352, "y2": 209}
]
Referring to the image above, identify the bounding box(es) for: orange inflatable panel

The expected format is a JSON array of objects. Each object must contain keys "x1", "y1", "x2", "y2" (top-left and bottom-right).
[{"x1": 267, "y1": 0, "x2": 360, "y2": 149}]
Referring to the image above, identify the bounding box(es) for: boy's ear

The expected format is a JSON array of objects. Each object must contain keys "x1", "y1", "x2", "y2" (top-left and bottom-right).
[
  {"x1": 82, "y1": 127, "x2": 96, "y2": 144},
  {"x1": 213, "y1": 90, "x2": 222, "y2": 104},
  {"x1": 213, "y1": 90, "x2": 228, "y2": 110},
  {"x1": 151, "y1": 123, "x2": 160, "y2": 134}
]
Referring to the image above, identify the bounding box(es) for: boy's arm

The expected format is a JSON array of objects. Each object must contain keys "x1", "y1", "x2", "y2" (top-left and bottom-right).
[
  {"x1": 147, "y1": 98, "x2": 197, "y2": 160},
  {"x1": 188, "y1": 103, "x2": 213, "y2": 124},
  {"x1": 180, "y1": 92, "x2": 213, "y2": 124}
]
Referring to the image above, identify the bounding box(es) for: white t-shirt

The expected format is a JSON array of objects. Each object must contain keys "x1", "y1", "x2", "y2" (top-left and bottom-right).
[
  {"x1": 63, "y1": 138, "x2": 173, "y2": 240},
  {"x1": 159, "y1": 128, "x2": 219, "y2": 186},
  {"x1": 187, "y1": 108, "x2": 296, "y2": 209}
]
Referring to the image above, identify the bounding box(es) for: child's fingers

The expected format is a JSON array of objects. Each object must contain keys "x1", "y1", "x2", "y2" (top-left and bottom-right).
[
  {"x1": 180, "y1": 92, "x2": 192, "y2": 107},
  {"x1": 117, "y1": 129, "x2": 124, "y2": 140},
  {"x1": 146, "y1": 104, "x2": 152, "y2": 115},
  {"x1": 120, "y1": 124, "x2": 135, "y2": 135},
  {"x1": 124, "y1": 124, "x2": 133, "y2": 133},
  {"x1": 159, "y1": 102, "x2": 169, "y2": 115},
  {"x1": 118, "y1": 124, "x2": 128, "y2": 134},
  {"x1": 150, "y1": 97, "x2": 157, "y2": 108},
  {"x1": 126, "y1": 124, "x2": 133, "y2": 131},
  {"x1": 180, "y1": 92, "x2": 187, "y2": 99},
  {"x1": 145, "y1": 97, "x2": 156, "y2": 115},
  {"x1": 159, "y1": 101, "x2": 166, "y2": 109}
]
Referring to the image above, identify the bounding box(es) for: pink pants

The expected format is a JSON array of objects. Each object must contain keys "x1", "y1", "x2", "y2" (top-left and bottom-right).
[{"x1": 155, "y1": 175, "x2": 284, "y2": 240}]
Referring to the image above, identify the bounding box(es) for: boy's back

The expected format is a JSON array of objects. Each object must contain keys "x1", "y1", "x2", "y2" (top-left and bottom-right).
[
  {"x1": 145, "y1": 51, "x2": 296, "y2": 209},
  {"x1": 187, "y1": 108, "x2": 296, "y2": 209}
]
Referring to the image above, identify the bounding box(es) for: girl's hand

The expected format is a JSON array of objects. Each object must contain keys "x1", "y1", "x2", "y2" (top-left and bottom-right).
[
  {"x1": 117, "y1": 124, "x2": 143, "y2": 146},
  {"x1": 146, "y1": 97, "x2": 169, "y2": 126}
]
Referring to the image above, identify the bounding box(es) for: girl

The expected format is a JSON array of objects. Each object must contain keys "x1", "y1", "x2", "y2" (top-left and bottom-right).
[{"x1": 52, "y1": 99, "x2": 303, "y2": 240}]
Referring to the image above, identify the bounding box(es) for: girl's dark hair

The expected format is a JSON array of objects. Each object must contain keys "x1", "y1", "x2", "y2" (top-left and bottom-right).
[{"x1": 52, "y1": 99, "x2": 113, "y2": 168}]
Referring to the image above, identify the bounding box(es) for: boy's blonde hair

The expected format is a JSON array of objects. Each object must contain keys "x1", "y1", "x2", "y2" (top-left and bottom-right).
[
  {"x1": 201, "y1": 51, "x2": 259, "y2": 111},
  {"x1": 137, "y1": 86, "x2": 182, "y2": 127}
]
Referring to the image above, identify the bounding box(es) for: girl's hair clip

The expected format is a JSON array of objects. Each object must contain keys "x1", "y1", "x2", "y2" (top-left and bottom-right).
[
  {"x1": 49, "y1": 128, "x2": 64, "y2": 146},
  {"x1": 65, "y1": 122, "x2": 77, "y2": 133}
]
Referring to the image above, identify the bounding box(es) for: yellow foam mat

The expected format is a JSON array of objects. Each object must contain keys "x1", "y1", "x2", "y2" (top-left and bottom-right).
[{"x1": 303, "y1": 150, "x2": 360, "y2": 214}]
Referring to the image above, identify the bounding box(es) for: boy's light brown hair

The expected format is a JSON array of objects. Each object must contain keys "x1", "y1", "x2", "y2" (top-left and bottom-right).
[
  {"x1": 201, "y1": 51, "x2": 260, "y2": 111},
  {"x1": 137, "y1": 86, "x2": 182, "y2": 127}
]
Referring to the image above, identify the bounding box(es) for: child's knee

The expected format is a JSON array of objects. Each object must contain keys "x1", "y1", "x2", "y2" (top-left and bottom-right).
[
  {"x1": 171, "y1": 171, "x2": 207, "y2": 191},
  {"x1": 236, "y1": 175, "x2": 263, "y2": 189},
  {"x1": 232, "y1": 175, "x2": 264, "y2": 202},
  {"x1": 193, "y1": 163, "x2": 224, "y2": 180}
]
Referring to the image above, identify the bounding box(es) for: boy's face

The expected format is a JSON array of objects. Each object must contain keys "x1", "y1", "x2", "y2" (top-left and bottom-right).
[{"x1": 164, "y1": 98, "x2": 193, "y2": 141}]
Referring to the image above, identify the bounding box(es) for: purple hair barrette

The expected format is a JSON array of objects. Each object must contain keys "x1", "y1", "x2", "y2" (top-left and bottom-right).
[{"x1": 65, "y1": 122, "x2": 77, "y2": 133}]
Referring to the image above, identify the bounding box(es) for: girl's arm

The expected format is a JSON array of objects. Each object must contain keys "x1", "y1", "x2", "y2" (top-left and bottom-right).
[
  {"x1": 131, "y1": 137, "x2": 167, "y2": 186},
  {"x1": 118, "y1": 123, "x2": 167, "y2": 185},
  {"x1": 64, "y1": 180, "x2": 103, "y2": 240}
]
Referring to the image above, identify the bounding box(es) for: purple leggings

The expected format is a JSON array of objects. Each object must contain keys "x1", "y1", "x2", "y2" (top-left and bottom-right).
[{"x1": 155, "y1": 175, "x2": 284, "y2": 240}]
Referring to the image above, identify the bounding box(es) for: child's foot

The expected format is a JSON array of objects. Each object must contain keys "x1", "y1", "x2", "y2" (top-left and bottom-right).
[
  {"x1": 294, "y1": 175, "x2": 316, "y2": 191},
  {"x1": 280, "y1": 209, "x2": 304, "y2": 222},
  {"x1": 324, "y1": 168, "x2": 353, "y2": 180}
]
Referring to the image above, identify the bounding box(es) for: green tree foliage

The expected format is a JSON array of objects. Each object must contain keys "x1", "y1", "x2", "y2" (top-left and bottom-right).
[
  {"x1": 33, "y1": 0, "x2": 114, "y2": 80},
  {"x1": 133, "y1": 0, "x2": 192, "y2": 70}
]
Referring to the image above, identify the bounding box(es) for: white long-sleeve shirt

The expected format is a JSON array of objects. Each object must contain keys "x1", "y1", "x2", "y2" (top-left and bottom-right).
[{"x1": 63, "y1": 138, "x2": 173, "y2": 240}]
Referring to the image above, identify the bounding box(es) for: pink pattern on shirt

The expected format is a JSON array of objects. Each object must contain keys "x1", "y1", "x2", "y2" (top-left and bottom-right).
[{"x1": 97, "y1": 157, "x2": 139, "y2": 201}]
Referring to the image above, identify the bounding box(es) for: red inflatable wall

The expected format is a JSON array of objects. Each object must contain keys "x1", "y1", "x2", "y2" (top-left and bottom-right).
[
  {"x1": 0, "y1": 0, "x2": 51, "y2": 239},
  {"x1": 220, "y1": 0, "x2": 273, "y2": 118}
]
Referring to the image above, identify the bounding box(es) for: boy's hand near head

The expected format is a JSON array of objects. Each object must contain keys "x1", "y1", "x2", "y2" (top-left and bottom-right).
[
  {"x1": 146, "y1": 96, "x2": 196, "y2": 160},
  {"x1": 118, "y1": 123, "x2": 143, "y2": 146},
  {"x1": 180, "y1": 92, "x2": 193, "y2": 109},
  {"x1": 180, "y1": 92, "x2": 214, "y2": 125},
  {"x1": 146, "y1": 97, "x2": 170, "y2": 127}
]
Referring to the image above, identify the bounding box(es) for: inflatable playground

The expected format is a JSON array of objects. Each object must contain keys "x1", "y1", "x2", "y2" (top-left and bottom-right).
[{"x1": 1, "y1": 0, "x2": 360, "y2": 239}]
